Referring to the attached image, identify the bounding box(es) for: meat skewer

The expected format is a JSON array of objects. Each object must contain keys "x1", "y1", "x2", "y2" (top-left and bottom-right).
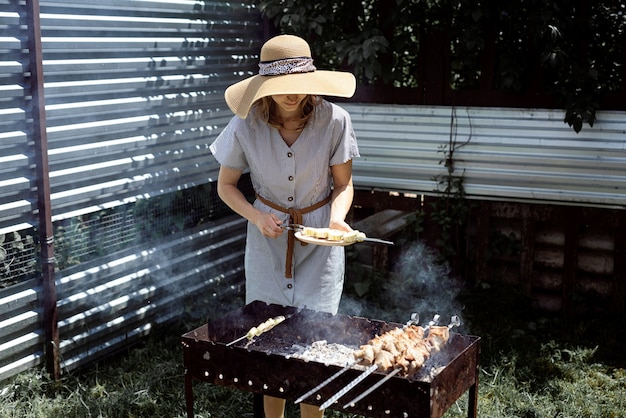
[
  {"x1": 342, "y1": 315, "x2": 461, "y2": 409},
  {"x1": 352, "y1": 317, "x2": 435, "y2": 371},
  {"x1": 225, "y1": 315, "x2": 286, "y2": 347},
  {"x1": 294, "y1": 313, "x2": 420, "y2": 405},
  {"x1": 318, "y1": 315, "x2": 439, "y2": 411},
  {"x1": 226, "y1": 308, "x2": 301, "y2": 347}
]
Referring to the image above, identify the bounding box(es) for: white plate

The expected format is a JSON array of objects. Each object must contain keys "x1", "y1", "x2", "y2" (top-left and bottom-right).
[{"x1": 294, "y1": 231, "x2": 355, "y2": 247}]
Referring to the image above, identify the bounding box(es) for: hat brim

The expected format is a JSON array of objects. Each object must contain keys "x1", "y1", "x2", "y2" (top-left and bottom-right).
[{"x1": 225, "y1": 71, "x2": 356, "y2": 119}]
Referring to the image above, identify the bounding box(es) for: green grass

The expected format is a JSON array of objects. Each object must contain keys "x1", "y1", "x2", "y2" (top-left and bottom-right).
[{"x1": 1, "y1": 282, "x2": 625, "y2": 418}]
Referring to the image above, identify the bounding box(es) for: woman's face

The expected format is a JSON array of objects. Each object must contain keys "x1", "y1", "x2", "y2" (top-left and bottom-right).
[{"x1": 270, "y1": 94, "x2": 306, "y2": 115}]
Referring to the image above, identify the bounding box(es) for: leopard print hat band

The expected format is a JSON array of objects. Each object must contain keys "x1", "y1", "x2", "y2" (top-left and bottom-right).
[{"x1": 258, "y1": 57, "x2": 317, "y2": 76}]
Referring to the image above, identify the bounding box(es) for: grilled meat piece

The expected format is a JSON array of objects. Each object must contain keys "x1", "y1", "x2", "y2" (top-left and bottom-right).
[
  {"x1": 424, "y1": 325, "x2": 449, "y2": 352},
  {"x1": 353, "y1": 324, "x2": 450, "y2": 376},
  {"x1": 354, "y1": 344, "x2": 376, "y2": 364},
  {"x1": 374, "y1": 348, "x2": 395, "y2": 371}
]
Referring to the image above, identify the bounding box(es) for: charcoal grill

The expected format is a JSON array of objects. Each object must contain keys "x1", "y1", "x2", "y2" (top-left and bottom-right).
[{"x1": 182, "y1": 301, "x2": 480, "y2": 418}]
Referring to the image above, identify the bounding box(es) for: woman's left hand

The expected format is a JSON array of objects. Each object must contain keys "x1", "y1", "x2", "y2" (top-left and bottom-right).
[{"x1": 329, "y1": 219, "x2": 352, "y2": 232}]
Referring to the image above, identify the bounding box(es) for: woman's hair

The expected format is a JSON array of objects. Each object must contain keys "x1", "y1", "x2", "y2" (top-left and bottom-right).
[{"x1": 254, "y1": 95, "x2": 319, "y2": 131}]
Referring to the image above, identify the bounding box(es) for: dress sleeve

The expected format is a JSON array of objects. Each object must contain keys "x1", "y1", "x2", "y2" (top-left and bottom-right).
[
  {"x1": 329, "y1": 105, "x2": 360, "y2": 166},
  {"x1": 209, "y1": 117, "x2": 249, "y2": 171}
]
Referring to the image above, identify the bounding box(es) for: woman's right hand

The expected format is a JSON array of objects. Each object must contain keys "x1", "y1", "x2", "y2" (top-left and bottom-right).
[
  {"x1": 253, "y1": 211, "x2": 284, "y2": 238},
  {"x1": 216, "y1": 166, "x2": 283, "y2": 238}
]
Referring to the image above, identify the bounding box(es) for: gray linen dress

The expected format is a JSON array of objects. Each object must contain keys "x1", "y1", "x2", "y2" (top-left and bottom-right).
[{"x1": 209, "y1": 99, "x2": 359, "y2": 314}]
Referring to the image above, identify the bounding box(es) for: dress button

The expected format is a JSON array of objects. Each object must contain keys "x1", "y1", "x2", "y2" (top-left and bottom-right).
[
  {"x1": 287, "y1": 283, "x2": 293, "y2": 289},
  {"x1": 288, "y1": 176, "x2": 294, "y2": 181},
  {"x1": 287, "y1": 152, "x2": 293, "y2": 158},
  {"x1": 288, "y1": 196, "x2": 294, "y2": 202}
]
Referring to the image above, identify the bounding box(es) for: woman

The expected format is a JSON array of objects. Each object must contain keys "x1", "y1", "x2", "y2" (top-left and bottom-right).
[{"x1": 209, "y1": 34, "x2": 358, "y2": 418}]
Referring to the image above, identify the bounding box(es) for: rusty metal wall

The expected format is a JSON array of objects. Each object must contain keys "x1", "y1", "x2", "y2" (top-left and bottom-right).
[{"x1": 471, "y1": 201, "x2": 626, "y2": 316}]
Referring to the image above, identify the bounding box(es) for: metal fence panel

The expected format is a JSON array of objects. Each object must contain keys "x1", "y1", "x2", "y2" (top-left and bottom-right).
[
  {"x1": 0, "y1": 215, "x2": 246, "y2": 381},
  {"x1": 0, "y1": 0, "x2": 258, "y2": 383},
  {"x1": 346, "y1": 104, "x2": 626, "y2": 208},
  {"x1": 55, "y1": 215, "x2": 246, "y2": 373},
  {"x1": 0, "y1": 0, "x2": 262, "y2": 233},
  {"x1": 0, "y1": 281, "x2": 43, "y2": 382}
]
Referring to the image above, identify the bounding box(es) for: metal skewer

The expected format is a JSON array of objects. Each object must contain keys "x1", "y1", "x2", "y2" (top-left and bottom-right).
[
  {"x1": 426, "y1": 314, "x2": 441, "y2": 332},
  {"x1": 318, "y1": 364, "x2": 378, "y2": 410},
  {"x1": 359, "y1": 236, "x2": 395, "y2": 245},
  {"x1": 294, "y1": 360, "x2": 357, "y2": 404},
  {"x1": 226, "y1": 334, "x2": 247, "y2": 347},
  {"x1": 448, "y1": 315, "x2": 461, "y2": 330},
  {"x1": 342, "y1": 315, "x2": 461, "y2": 409},
  {"x1": 342, "y1": 367, "x2": 402, "y2": 409}
]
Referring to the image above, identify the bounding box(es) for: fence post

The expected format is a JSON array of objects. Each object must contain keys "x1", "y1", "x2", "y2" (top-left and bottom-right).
[{"x1": 26, "y1": 0, "x2": 60, "y2": 379}]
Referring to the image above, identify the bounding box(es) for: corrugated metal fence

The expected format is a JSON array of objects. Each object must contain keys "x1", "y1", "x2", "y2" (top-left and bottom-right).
[
  {"x1": 1, "y1": 0, "x2": 259, "y2": 382},
  {"x1": 346, "y1": 104, "x2": 626, "y2": 209}
]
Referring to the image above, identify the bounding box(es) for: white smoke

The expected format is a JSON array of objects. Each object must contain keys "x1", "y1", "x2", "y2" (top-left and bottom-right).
[{"x1": 339, "y1": 241, "x2": 465, "y2": 332}]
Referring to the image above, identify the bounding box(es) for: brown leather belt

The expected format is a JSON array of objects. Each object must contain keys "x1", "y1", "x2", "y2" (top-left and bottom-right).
[{"x1": 256, "y1": 194, "x2": 331, "y2": 278}]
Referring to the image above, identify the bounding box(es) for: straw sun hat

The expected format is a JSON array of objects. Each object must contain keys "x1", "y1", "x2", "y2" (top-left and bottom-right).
[{"x1": 224, "y1": 34, "x2": 357, "y2": 119}]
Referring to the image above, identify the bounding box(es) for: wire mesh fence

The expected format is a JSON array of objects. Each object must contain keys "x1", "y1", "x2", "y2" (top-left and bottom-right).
[
  {"x1": 0, "y1": 178, "x2": 253, "y2": 290},
  {"x1": 0, "y1": 231, "x2": 37, "y2": 289}
]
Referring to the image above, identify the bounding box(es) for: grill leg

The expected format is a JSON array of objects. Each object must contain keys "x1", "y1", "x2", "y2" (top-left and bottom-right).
[
  {"x1": 184, "y1": 371, "x2": 194, "y2": 418},
  {"x1": 467, "y1": 382, "x2": 478, "y2": 418},
  {"x1": 253, "y1": 393, "x2": 264, "y2": 418}
]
